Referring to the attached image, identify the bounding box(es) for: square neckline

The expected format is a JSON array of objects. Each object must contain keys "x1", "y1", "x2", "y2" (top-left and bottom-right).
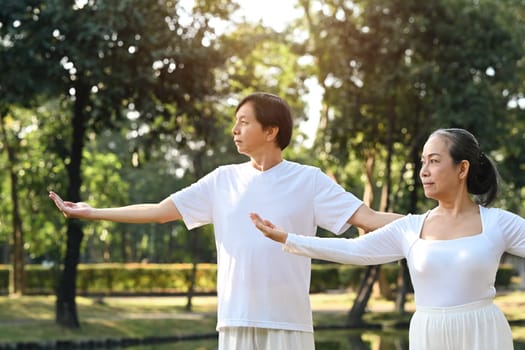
[{"x1": 418, "y1": 205, "x2": 485, "y2": 242}]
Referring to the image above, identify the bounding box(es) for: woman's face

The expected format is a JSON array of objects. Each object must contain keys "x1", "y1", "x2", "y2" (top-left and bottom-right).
[{"x1": 419, "y1": 135, "x2": 465, "y2": 201}]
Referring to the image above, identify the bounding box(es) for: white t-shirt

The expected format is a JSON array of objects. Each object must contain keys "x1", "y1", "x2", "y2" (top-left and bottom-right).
[
  {"x1": 285, "y1": 206, "x2": 525, "y2": 307},
  {"x1": 171, "y1": 160, "x2": 363, "y2": 332}
]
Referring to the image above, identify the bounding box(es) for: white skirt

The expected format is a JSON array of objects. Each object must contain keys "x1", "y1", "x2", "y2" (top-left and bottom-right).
[{"x1": 409, "y1": 299, "x2": 513, "y2": 350}]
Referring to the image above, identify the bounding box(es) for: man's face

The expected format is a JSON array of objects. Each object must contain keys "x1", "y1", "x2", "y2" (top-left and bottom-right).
[{"x1": 232, "y1": 101, "x2": 268, "y2": 156}]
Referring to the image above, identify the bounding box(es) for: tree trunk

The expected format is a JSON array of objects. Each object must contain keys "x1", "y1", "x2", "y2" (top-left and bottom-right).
[
  {"x1": 56, "y1": 219, "x2": 83, "y2": 328},
  {"x1": 395, "y1": 118, "x2": 424, "y2": 313},
  {"x1": 9, "y1": 162, "x2": 24, "y2": 296},
  {"x1": 347, "y1": 265, "x2": 381, "y2": 327},
  {"x1": 347, "y1": 334, "x2": 370, "y2": 350},
  {"x1": 383, "y1": 98, "x2": 396, "y2": 211},
  {"x1": 185, "y1": 151, "x2": 206, "y2": 311},
  {"x1": 185, "y1": 227, "x2": 201, "y2": 311},
  {"x1": 121, "y1": 229, "x2": 131, "y2": 262},
  {"x1": 395, "y1": 259, "x2": 410, "y2": 313},
  {"x1": 0, "y1": 113, "x2": 25, "y2": 295},
  {"x1": 347, "y1": 151, "x2": 380, "y2": 326},
  {"x1": 56, "y1": 82, "x2": 88, "y2": 328},
  {"x1": 348, "y1": 100, "x2": 397, "y2": 324}
]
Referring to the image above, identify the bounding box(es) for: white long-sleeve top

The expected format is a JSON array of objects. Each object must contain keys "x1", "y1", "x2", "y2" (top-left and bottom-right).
[{"x1": 284, "y1": 206, "x2": 525, "y2": 307}]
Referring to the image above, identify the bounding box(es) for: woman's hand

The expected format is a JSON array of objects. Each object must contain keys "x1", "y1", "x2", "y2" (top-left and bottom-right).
[
  {"x1": 249, "y1": 213, "x2": 288, "y2": 243},
  {"x1": 49, "y1": 191, "x2": 93, "y2": 219}
]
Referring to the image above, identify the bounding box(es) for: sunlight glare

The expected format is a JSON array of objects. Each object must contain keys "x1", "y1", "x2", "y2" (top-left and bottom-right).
[{"x1": 235, "y1": 0, "x2": 303, "y2": 32}]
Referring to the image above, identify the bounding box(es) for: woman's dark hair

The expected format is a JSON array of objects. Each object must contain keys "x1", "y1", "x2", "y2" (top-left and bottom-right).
[
  {"x1": 430, "y1": 128, "x2": 499, "y2": 206},
  {"x1": 236, "y1": 92, "x2": 293, "y2": 150}
]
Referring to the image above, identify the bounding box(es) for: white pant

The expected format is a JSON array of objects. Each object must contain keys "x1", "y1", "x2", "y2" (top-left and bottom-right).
[
  {"x1": 218, "y1": 327, "x2": 315, "y2": 350},
  {"x1": 410, "y1": 299, "x2": 513, "y2": 350}
]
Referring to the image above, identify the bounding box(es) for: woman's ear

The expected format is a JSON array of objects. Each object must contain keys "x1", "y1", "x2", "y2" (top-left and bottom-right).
[{"x1": 459, "y1": 160, "x2": 470, "y2": 180}]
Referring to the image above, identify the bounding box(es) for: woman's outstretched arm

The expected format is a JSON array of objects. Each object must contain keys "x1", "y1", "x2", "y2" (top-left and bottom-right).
[{"x1": 250, "y1": 212, "x2": 407, "y2": 265}]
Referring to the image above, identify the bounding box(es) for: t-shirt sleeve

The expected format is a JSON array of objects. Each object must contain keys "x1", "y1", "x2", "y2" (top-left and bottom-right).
[
  {"x1": 283, "y1": 217, "x2": 409, "y2": 265},
  {"x1": 312, "y1": 169, "x2": 363, "y2": 235},
  {"x1": 170, "y1": 169, "x2": 217, "y2": 230}
]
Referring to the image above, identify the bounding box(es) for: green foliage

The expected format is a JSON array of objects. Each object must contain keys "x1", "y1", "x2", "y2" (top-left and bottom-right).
[
  {"x1": 1, "y1": 0, "x2": 525, "y2": 274},
  {"x1": 0, "y1": 263, "x2": 514, "y2": 295},
  {"x1": 338, "y1": 265, "x2": 367, "y2": 291},
  {"x1": 0, "y1": 0, "x2": 245, "y2": 269},
  {"x1": 0, "y1": 104, "x2": 69, "y2": 264},
  {"x1": 218, "y1": 23, "x2": 309, "y2": 152},
  {"x1": 0, "y1": 263, "x2": 218, "y2": 295},
  {"x1": 496, "y1": 264, "x2": 516, "y2": 288},
  {"x1": 74, "y1": 263, "x2": 218, "y2": 295},
  {"x1": 300, "y1": 0, "x2": 525, "y2": 213},
  {"x1": 311, "y1": 264, "x2": 340, "y2": 292}
]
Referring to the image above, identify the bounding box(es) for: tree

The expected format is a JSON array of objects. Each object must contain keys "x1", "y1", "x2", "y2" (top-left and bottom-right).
[
  {"x1": 297, "y1": 0, "x2": 525, "y2": 324},
  {"x1": 0, "y1": 0, "x2": 63, "y2": 293},
  {"x1": 0, "y1": 111, "x2": 25, "y2": 295},
  {"x1": 1, "y1": 0, "x2": 238, "y2": 328}
]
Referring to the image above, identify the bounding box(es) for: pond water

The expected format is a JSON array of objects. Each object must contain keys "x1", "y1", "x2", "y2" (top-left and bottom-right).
[{"x1": 112, "y1": 327, "x2": 525, "y2": 350}]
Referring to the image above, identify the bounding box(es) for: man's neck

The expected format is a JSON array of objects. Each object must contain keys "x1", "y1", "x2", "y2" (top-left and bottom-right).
[{"x1": 251, "y1": 153, "x2": 283, "y2": 172}]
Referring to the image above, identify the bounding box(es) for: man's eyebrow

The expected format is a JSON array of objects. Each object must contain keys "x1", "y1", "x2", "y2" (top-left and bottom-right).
[{"x1": 422, "y1": 153, "x2": 442, "y2": 158}]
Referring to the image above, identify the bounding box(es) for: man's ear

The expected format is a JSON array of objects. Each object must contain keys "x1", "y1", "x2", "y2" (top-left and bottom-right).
[{"x1": 265, "y1": 126, "x2": 279, "y2": 142}]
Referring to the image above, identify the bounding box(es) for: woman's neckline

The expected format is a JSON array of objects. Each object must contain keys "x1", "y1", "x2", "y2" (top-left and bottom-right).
[{"x1": 418, "y1": 205, "x2": 484, "y2": 242}]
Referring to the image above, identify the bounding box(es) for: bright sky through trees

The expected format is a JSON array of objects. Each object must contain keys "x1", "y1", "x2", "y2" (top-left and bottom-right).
[
  {"x1": 235, "y1": 0, "x2": 303, "y2": 32},
  {"x1": 235, "y1": 0, "x2": 322, "y2": 147},
  {"x1": 73, "y1": 0, "x2": 322, "y2": 146}
]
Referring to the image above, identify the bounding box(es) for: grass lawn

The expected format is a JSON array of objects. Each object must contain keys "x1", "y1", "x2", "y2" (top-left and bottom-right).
[{"x1": 1, "y1": 291, "x2": 525, "y2": 344}]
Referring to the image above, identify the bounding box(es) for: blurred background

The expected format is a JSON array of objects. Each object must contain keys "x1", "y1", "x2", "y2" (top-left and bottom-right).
[{"x1": 1, "y1": 0, "x2": 525, "y2": 333}]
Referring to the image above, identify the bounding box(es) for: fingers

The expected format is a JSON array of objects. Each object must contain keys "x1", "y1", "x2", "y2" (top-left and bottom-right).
[
  {"x1": 49, "y1": 191, "x2": 68, "y2": 217},
  {"x1": 248, "y1": 213, "x2": 288, "y2": 243},
  {"x1": 249, "y1": 212, "x2": 261, "y2": 222},
  {"x1": 49, "y1": 191, "x2": 61, "y2": 201},
  {"x1": 262, "y1": 219, "x2": 275, "y2": 229},
  {"x1": 249, "y1": 213, "x2": 264, "y2": 229},
  {"x1": 249, "y1": 213, "x2": 276, "y2": 228},
  {"x1": 249, "y1": 213, "x2": 268, "y2": 229},
  {"x1": 49, "y1": 191, "x2": 63, "y2": 205},
  {"x1": 249, "y1": 213, "x2": 269, "y2": 232}
]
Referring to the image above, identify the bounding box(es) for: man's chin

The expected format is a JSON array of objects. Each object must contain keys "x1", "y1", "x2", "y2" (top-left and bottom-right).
[{"x1": 235, "y1": 146, "x2": 247, "y2": 155}]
